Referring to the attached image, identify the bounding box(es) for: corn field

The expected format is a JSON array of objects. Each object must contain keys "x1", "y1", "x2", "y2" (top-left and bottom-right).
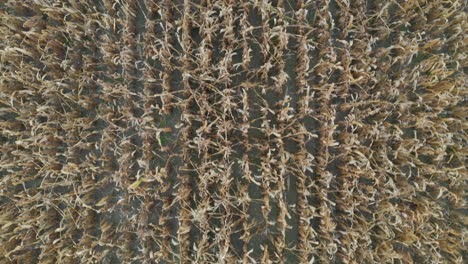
[{"x1": 0, "y1": 0, "x2": 466, "y2": 263}]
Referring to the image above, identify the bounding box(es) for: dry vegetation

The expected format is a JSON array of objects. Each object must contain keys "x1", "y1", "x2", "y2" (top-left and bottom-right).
[{"x1": 0, "y1": 0, "x2": 466, "y2": 263}]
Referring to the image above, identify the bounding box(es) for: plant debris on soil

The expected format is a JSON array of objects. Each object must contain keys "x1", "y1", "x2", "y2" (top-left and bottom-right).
[{"x1": 0, "y1": 0, "x2": 466, "y2": 263}]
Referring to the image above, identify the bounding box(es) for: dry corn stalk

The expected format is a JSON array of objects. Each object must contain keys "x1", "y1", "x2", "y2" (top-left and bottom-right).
[{"x1": 0, "y1": 0, "x2": 466, "y2": 263}]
